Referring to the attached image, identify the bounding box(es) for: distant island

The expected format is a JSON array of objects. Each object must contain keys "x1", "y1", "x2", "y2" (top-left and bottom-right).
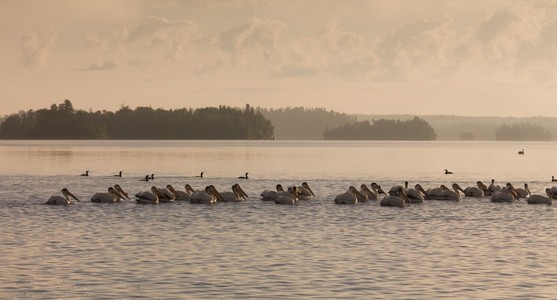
[
  {"x1": 324, "y1": 117, "x2": 437, "y2": 140},
  {"x1": 0, "y1": 100, "x2": 274, "y2": 140},
  {"x1": 0, "y1": 101, "x2": 554, "y2": 141}
]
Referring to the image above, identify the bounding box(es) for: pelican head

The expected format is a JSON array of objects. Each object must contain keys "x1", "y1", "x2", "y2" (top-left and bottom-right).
[
  {"x1": 276, "y1": 184, "x2": 284, "y2": 192},
  {"x1": 166, "y1": 184, "x2": 180, "y2": 198},
  {"x1": 348, "y1": 186, "x2": 366, "y2": 200},
  {"x1": 301, "y1": 182, "x2": 315, "y2": 196},
  {"x1": 207, "y1": 185, "x2": 224, "y2": 202},
  {"x1": 452, "y1": 183, "x2": 465, "y2": 195},
  {"x1": 233, "y1": 184, "x2": 249, "y2": 200},
  {"x1": 62, "y1": 188, "x2": 80, "y2": 202},
  {"x1": 185, "y1": 184, "x2": 195, "y2": 195},
  {"x1": 414, "y1": 184, "x2": 429, "y2": 199},
  {"x1": 108, "y1": 187, "x2": 126, "y2": 201},
  {"x1": 371, "y1": 182, "x2": 386, "y2": 195},
  {"x1": 395, "y1": 187, "x2": 410, "y2": 203},
  {"x1": 114, "y1": 184, "x2": 129, "y2": 200}
]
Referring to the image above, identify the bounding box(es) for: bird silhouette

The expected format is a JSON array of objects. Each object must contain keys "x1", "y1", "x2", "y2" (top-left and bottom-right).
[
  {"x1": 238, "y1": 172, "x2": 249, "y2": 179},
  {"x1": 444, "y1": 169, "x2": 453, "y2": 175}
]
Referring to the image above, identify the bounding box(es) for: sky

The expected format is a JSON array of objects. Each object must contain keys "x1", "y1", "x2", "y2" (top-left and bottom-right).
[{"x1": 2, "y1": 0, "x2": 557, "y2": 117}]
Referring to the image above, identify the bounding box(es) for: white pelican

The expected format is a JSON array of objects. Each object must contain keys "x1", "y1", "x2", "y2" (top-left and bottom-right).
[
  {"x1": 527, "y1": 188, "x2": 555, "y2": 205},
  {"x1": 275, "y1": 187, "x2": 299, "y2": 205},
  {"x1": 488, "y1": 179, "x2": 501, "y2": 194},
  {"x1": 491, "y1": 186, "x2": 519, "y2": 203},
  {"x1": 334, "y1": 186, "x2": 365, "y2": 204},
  {"x1": 388, "y1": 181, "x2": 408, "y2": 196},
  {"x1": 113, "y1": 171, "x2": 123, "y2": 177},
  {"x1": 476, "y1": 181, "x2": 491, "y2": 196},
  {"x1": 261, "y1": 184, "x2": 284, "y2": 201},
  {"x1": 80, "y1": 171, "x2": 89, "y2": 176},
  {"x1": 426, "y1": 185, "x2": 445, "y2": 199},
  {"x1": 507, "y1": 183, "x2": 530, "y2": 198},
  {"x1": 157, "y1": 187, "x2": 176, "y2": 202},
  {"x1": 166, "y1": 184, "x2": 192, "y2": 201},
  {"x1": 405, "y1": 183, "x2": 425, "y2": 203},
  {"x1": 460, "y1": 182, "x2": 483, "y2": 197},
  {"x1": 238, "y1": 172, "x2": 249, "y2": 179},
  {"x1": 359, "y1": 184, "x2": 377, "y2": 201},
  {"x1": 46, "y1": 188, "x2": 80, "y2": 205},
  {"x1": 91, "y1": 187, "x2": 126, "y2": 203},
  {"x1": 114, "y1": 184, "x2": 129, "y2": 200},
  {"x1": 414, "y1": 184, "x2": 431, "y2": 200},
  {"x1": 190, "y1": 185, "x2": 223, "y2": 204},
  {"x1": 297, "y1": 182, "x2": 315, "y2": 200},
  {"x1": 220, "y1": 184, "x2": 248, "y2": 202},
  {"x1": 135, "y1": 186, "x2": 166, "y2": 204},
  {"x1": 380, "y1": 187, "x2": 409, "y2": 207},
  {"x1": 431, "y1": 183, "x2": 465, "y2": 201},
  {"x1": 370, "y1": 182, "x2": 386, "y2": 197}
]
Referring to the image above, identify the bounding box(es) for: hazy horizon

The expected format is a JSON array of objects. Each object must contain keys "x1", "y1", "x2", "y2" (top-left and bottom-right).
[{"x1": 2, "y1": 0, "x2": 557, "y2": 117}]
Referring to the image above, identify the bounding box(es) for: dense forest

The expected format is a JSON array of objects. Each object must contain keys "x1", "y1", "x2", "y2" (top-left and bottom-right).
[
  {"x1": 324, "y1": 117, "x2": 437, "y2": 140},
  {"x1": 495, "y1": 123, "x2": 551, "y2": 141},
  {"x1": 0, "y1": 100, "x2": 274, "y2": 140},
  {"x1": 260, "y1": 107, "x2": 356, "y2": 140}
]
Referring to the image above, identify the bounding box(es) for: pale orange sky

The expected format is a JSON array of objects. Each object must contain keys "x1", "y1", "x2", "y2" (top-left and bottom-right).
[{"x1": 2, "y1": 0, "x2": 557, "y2": 117}]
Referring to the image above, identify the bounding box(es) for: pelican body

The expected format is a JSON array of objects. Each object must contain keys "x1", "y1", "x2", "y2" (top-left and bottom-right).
[
  {"x1": 491, "y1": 186, "x2": 519, "y2": 203},
  {"x1": 334, "y1": 186, "x2": 365, "y2": 204},
  {"x1": 136, "y1": 186, "x2": 166, "y2": 204},
  {"x1": 91, "y1": 187, "x2": 126, "y2": 203},
  {"x1": 297, "y1": 182, "x2": 315, "y2": 200},
  {"x1": 380, "y1": 187, "x2": 409, "y2": 207},
  {"x1": 46, "y1": 188, "x2": 80, "y2": 205},
  {"x1": 167, "y1": 184, "x2": 194, "y2": 201},
  {"x1": 190, "y1": 185, "x2": 223, "y2": 204},
  {"x1": 275, "y1": 187, "x2": 299, "y2": 205},
  {"x1": 527, "y1": 188, "x2": 555, "y2": 205},
  {"x1": 261, "y1": 184, "x2": 284, "y2": 201},
  {"x1": 220, "y1": 184, "x2": 249, "y2": 202}
]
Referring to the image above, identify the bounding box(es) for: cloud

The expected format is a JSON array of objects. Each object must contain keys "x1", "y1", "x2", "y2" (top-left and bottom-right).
[
  {"x1": 77, "y1": 60, "x2": 118, "y2": 71},
  {"x1": 19, "y1": 28, "x2": 58, "y2": 68},
  {"x1": 218, "y1": 17, "x2": 287, "y2": 67},
  {"x1": 372, "y1": 15, "x2": 465, "y2": 81},
  {"x1": 124, "y1": 16, "x2": 197, "y2": 44},
  {"x1": 85, "y1": 32, "x2": 108, "y2": 50}
]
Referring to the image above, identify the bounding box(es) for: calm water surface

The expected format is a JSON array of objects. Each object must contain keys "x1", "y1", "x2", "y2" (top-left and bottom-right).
[{"x1": 1, "y1": 140, "x2": 557, "y2": 299}]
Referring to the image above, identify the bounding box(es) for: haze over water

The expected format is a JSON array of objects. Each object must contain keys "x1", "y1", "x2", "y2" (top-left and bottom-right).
[{"x1": 2, "y1": 140, "x2": 557, "y2": 298}]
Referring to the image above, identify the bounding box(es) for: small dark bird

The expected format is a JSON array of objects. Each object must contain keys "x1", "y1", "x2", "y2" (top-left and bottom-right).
[
  {"x1": 148, "y1": 174, "x2": 155, "y2": 180},
  {"x1": 80, "y1": 170, "x2": 89, "y2": 176},
  {"x1": 444, "y1": 169, "x2": 453, "y2": 175},
  {"x1": 114, "y1": 171, "x2": 123, "y2": 177},
  {"x1": 239, "y1": 172, "x2": 249, "y2": 179},
  {"x1": 552, "y1": 176, "x2": 557, "y2": 182},
  {"x1": 518, "y1": 149, "x2": 524, "y2": 155},
  {"x1": 140, "y1": 175, "x2": 150, "y2": 182},
  {"x1": 195, "y1": 172, "x2": 204, "y2": 178}
]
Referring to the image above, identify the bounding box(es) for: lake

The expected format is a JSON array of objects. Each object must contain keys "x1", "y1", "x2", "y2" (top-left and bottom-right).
[{"x1": 1, "y1": 140, "x2": 557, "y2": 299}]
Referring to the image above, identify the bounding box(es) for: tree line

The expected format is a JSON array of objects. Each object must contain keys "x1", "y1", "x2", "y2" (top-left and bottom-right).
[
  {"x1": 323, "y1": 117, "x2": 437, "y2": 140},
  {"x1": 0, "y1": 100, "x2": 274, "y2": 140},
  {"x1": 495, "y1": 123, "x2": 551, "y2": 141}
]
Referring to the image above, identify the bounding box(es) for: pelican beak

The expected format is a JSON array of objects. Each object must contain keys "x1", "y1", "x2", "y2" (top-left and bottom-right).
[
  {"x1": 67, "y1": 190, "x2": 80, "y2": 202},
  {"x1": 354, "y1": 189, "x2": 365, "y2": 200},
  {"x1": 307, "y1": 186, "x2": 315, "y2": 197},
  {"x1": 211, "y1": 186, "x2": 224, "y2": 202},
  {"x1": 115, "y1": 185, "x2": 130, "y2": 200},
  {"x1": 378, "y1": 186, "x2": 386, "y2": 195},
  {"x1": 237, "y1": 185, "x2": 248, "y2": 199}
]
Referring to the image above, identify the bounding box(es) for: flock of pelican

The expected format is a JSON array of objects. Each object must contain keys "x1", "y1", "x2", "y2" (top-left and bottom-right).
[
  {"x1": 46, "y1": 183, "x2": 248, "y2": 205},
  {"x1": 45, "y1": 179, "x2": 557, "y2": 207},
  {"x1": 331, "y1": 179, "x2": 557, "y2": 207}
]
